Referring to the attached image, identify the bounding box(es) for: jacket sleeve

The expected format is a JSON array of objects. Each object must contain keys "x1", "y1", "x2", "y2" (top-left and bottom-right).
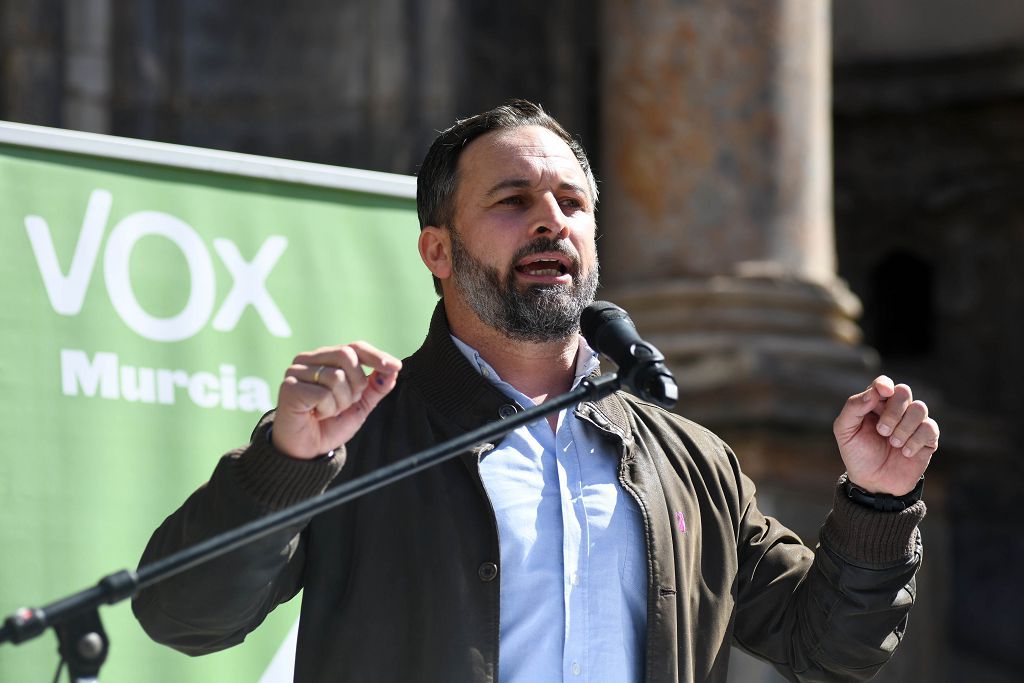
[
  {"x1": 131, "y1": 415, "x2": 346, "y2": 655},
  {"x1": 732, "y1": 470, "x2": 925, "y2": 683}
]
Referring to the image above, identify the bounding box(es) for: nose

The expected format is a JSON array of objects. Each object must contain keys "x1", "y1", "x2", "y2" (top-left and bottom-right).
[{"x1": 530, "y1": 194, "x2": 570, "y2": 239}]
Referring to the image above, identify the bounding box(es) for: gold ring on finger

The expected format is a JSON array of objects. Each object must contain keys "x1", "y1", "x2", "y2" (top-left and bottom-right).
[{"x1": 312, "y1": 365, "x2": 326, "y2": 385}]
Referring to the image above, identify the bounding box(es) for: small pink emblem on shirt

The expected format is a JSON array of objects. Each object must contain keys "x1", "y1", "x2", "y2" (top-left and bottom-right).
[{"x1": 675, "y1": 511, "x2": 687, "y2": 533}]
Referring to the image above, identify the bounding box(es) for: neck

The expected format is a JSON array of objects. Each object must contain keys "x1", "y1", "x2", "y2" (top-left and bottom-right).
[{"x1": 445, "y1": 296, "x2": 579, "y2": 404}]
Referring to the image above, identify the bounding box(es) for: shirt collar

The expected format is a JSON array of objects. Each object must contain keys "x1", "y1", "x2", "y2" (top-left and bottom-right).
[{"x1": 450, "y1": 334, "x2": 601, "y2": 403}]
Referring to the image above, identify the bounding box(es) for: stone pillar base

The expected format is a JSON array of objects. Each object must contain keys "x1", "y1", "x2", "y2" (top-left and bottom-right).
[{"x1": 603, "y1": 274, "x2": 878, "y2": 431}]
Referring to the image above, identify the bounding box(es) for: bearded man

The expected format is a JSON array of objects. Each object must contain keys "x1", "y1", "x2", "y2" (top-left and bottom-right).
[{"x1": 134, "y1": 100, "x2": 939, "y2": 683}]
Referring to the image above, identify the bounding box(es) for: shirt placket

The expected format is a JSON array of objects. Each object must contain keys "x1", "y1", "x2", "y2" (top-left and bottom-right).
[{"x1": 555, "y1": 410, "x2": 588, "y2": 680}]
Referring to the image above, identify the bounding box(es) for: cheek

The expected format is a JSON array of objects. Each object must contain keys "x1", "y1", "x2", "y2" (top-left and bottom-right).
[
  {"x1": 582, "y1": 244, "x2": 601, "y2": 280},
  {"x1": 467, "y1": 235, "x2": 517, "y2": 274},
  {"x1": 575, "y1": 228, "x2": 598, "y2": 262}
]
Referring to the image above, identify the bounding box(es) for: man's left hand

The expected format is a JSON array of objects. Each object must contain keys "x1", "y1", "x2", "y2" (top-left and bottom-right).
[{"x1": 833, "y1": 375, "x2": 940, "y2": 496}]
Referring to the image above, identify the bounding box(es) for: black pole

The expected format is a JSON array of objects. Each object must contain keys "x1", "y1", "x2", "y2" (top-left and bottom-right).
[{"x1": 0, "y1": 372, "x2": 622, "y2": 661}]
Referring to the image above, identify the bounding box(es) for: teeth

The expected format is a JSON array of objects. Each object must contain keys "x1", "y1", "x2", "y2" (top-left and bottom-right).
[{"x1": 517, "y1": 258, "x2": 568, "y2": 278}]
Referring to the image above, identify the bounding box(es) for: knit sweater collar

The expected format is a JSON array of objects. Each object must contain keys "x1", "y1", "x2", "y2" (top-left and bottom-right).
[{"x1": 403, "y1": 300, "x2": 630, "y2": 437}]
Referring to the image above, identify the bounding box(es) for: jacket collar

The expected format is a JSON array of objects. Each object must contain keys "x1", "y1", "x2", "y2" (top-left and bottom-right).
[
  {"x1": 404, "y1": 299, "x2": 633, "y2": 441},
  {"x1": 403, "y1": 301, "x2": 522, "y2": 431}
]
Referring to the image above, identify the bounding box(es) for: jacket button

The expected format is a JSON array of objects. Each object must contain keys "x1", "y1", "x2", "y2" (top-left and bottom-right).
[
  {"x1": 497, "y1": 404, "x2": 518, "y2": 419},
  {"x1": 478, "y1": 562, "x2": 499, "y2": 582}
]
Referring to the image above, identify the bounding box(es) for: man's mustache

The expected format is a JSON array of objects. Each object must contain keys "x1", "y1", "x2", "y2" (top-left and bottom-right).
[{"x1": 510, "y1": 237, "x2": 580, "y2": 271}]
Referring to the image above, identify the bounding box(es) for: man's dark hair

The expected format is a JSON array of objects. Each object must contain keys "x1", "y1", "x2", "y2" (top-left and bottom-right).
[{"x1": 416, "y1": 99, "x2": 598, "y2": 295}]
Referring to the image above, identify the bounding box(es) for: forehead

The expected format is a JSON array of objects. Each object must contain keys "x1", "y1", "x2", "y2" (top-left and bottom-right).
[{"x1": 456, "y1": 125, "x2": 587, "y2": 190}]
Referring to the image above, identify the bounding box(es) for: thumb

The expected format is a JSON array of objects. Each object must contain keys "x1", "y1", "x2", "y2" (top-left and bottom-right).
[
  {"x1": 316, "y1": 368, "x2": 401, "y2": 449},
  {"x1": 358, "y1": 368, "x2": 400, "y2": 412},
  {"x1": 834, "y1": 375, "x2": 894, "y2": 438}
]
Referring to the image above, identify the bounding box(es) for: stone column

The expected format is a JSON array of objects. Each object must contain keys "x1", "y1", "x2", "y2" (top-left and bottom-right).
[
  {"x1": 599, "y1": 0, "x2": 874, "y2": 433},
  {"x1": 597, "y1": 5, "x2": 937, "y2": 681},
  {"x1": 599, "y1": 5, "x2": 940, "y2": 680}
]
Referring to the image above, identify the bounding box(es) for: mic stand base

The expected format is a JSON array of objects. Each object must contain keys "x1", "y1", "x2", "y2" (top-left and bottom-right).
[{"x1": 55, "y1": 609, "x2": 108, "y2": 682}]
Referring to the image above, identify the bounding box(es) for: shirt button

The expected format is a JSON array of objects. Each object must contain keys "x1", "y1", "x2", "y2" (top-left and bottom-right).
[
  {"x1": 478, "y1": 562, "x2": 499, "y2": 582},
  {"x1": 572, "y1": 661, "x2": 581, "y2": 676},
  {"x1": 570, "y1": 572, "x2": 579, "y2": 586},
  {"x1": 497, "y1": 404, "x2": 518, "y2": 419}
]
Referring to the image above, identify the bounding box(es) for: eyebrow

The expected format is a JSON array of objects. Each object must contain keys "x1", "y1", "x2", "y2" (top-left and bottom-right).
[{"x1": 484, "y1": 178, "x2": 590, "y2": 200}]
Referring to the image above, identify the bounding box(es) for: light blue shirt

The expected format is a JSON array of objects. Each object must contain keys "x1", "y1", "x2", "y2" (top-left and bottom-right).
[{"x1": 451, "y1": 336, "x2": 647, "y2": 683}]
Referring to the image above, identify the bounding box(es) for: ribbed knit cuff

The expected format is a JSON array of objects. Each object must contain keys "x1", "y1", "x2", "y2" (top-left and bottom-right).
[
  {"x1": 820, "y1": 474, "x2": 926, "y2": 569},
  {"x1": 232, "y1": 418, "x2": 347, "y2": 511}
]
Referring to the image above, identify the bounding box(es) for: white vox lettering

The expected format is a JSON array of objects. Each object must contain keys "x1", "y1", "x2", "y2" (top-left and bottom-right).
[
  {"x1": 26, "y1": 189, "x2": 292, "y2": 342},
  {"x1": 104, "y1": 210, "x2": 216, "y2": 342},
  {"x1": 25, "y1": 189, "x2": 113, "y2": 315},
  {"x1": 212, "y1": 237, "x2": 292, "y2": 337}
]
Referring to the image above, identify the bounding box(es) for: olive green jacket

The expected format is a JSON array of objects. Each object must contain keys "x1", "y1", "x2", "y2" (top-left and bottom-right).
[{"x1": 133, "y1": 303, "x2": 925, "y2": 682}]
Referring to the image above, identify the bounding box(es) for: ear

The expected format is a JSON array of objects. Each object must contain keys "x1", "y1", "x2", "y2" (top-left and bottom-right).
[{"x1": 418, "y1": 226, "x2": 452, "y2": 280}]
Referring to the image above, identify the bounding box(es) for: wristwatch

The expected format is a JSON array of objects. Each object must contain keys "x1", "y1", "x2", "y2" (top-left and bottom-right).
[{"x1": 844, "y1": 476, "x2": 925, "y2": 512}]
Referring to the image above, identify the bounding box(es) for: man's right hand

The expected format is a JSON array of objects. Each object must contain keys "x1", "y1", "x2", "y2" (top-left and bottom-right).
[{"x1": 271, "y1": 342, "x2": 402, "y2": 459}]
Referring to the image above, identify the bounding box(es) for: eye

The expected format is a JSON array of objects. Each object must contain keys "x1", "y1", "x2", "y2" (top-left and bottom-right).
[
  {"x1": 497, "y1": 195, "x2": 525, "y2": 206},
  {"x1": 559, "y1": 196, "x2": 586, "y2": 211}
]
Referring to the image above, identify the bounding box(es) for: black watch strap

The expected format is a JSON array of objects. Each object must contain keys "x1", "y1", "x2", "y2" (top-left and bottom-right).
[{"x1": 844, "y1": 476, "x2": 925, "y2": 512}]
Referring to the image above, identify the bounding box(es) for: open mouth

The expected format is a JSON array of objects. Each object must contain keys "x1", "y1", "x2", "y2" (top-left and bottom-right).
[{"x1": 515, "y1": 258, "x2": 570, "y2": 278}]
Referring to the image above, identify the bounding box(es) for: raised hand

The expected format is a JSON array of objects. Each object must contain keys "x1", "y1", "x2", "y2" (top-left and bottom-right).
[
  {"x1": 833, "y1": 375, "x2": 940, "y2": 496},
  {"x1": 271, "y1": 342, "x2": 402, "y2": 459}
]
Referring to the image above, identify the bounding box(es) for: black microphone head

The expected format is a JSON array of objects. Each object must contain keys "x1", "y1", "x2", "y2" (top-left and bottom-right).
[
  {"x1": 580, "y1": 301, "x2": 632, "y2": 352},
  {"x1": 581, "y1": 301, "x2": 678, "y2": 409}
]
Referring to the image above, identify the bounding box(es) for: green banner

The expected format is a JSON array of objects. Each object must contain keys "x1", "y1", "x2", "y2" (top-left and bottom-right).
[{"x1": 0, "y1": 125, "x2": 434, "y2": 681}]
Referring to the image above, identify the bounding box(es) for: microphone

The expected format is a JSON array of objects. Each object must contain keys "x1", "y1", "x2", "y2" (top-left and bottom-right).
[{"x1": 581, "y1": 301, "x2": 678, "y2": 409}]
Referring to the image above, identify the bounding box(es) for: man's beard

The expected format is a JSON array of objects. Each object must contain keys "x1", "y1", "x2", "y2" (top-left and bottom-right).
[{"x1": 448, "y1": 227, "x2": 599, "y2": 343}]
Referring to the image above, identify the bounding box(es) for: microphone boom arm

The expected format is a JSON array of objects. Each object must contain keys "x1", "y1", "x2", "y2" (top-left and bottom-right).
[{"x1": 0, "y1": 372, "x2": 625, "y2": 678}]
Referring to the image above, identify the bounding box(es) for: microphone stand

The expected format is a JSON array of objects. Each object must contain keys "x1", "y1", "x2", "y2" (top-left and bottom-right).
[{"x1": 0, "y1": 372, "x2": 623, "y2": 681}]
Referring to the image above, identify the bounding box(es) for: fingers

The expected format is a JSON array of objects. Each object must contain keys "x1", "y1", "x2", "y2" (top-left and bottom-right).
[
  {"x1": 879, "y1": 391, "x2": 940, "y2": 458},
  {"x1": 835, "y1": 375, "x2": 940, "y2": 459},
  {"x1": 299, "y1": 341, "x2": 402, "y2": 379},
  {"x1": 283, "y1": 363, "x2": 354, "y2": 419},
  {"x1": 312, "y1": 348, "x2": 370, "y2": 414},
  {"x1": 875, "y1": 382, "x2": 913, "y2": 439},
  {"x1": 284, "y1": 342, "x2": 402, "y2": 418},
  {"x1": 899, "y1": 416, "x2": 940, "y2": 460}
]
